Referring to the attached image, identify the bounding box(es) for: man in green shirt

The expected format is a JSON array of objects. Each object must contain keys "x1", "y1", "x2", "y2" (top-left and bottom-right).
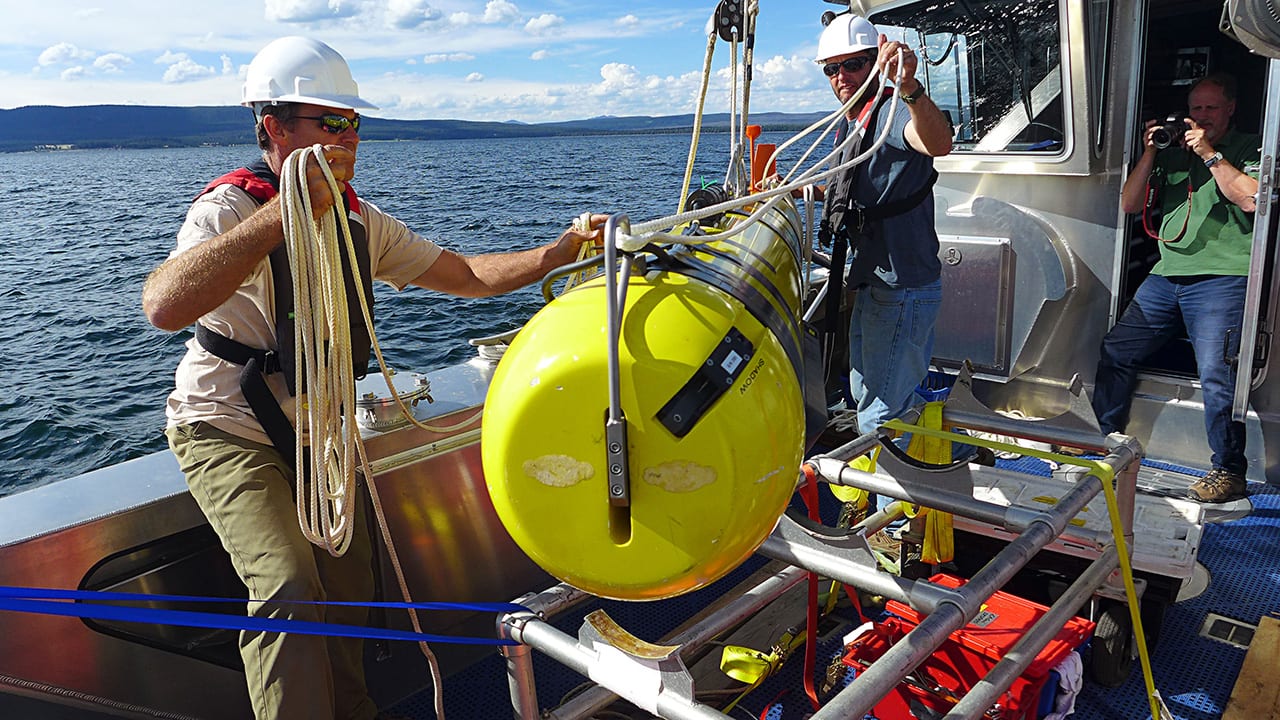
[{"x1": 1095, "y1": 72, "x2": 1260, "y2": 503}]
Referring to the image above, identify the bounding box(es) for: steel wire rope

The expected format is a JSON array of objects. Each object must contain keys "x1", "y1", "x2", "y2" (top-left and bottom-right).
[
  {"x1": 621, "y1": 60, "x2": 900, "y2": 250},
  {"x1": 279, "y1": 144, "x2": 450, "y2": 719},
  {"x1": 676, "y1": 14, "x2": 720, "y2": 216}
]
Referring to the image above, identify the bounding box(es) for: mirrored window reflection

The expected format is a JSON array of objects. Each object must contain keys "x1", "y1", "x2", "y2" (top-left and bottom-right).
[{"x1": 875, "y1": 0, "x2": 1065, "y2": 153}]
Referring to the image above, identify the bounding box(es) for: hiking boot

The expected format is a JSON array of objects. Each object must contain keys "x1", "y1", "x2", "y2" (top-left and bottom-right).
[{"x1": 1187, "y1": 468, "x2": 1247, "y2": 503}]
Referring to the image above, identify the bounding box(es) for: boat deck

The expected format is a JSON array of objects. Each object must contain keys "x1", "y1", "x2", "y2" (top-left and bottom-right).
[{"x1": 385, "y1": 459, "x2": 1280, "y2": 720}]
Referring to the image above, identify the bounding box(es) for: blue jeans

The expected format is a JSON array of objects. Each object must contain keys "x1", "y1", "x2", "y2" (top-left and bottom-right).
[
  {"x1": 1092, "y1": 274, "x2": 1248, "y2": 475},
  {"x1": 848, "y1": 279, "x2": 942, "y2": 435}
]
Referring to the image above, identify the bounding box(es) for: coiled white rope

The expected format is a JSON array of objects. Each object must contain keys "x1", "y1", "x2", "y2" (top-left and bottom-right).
[
  {"x1": 279, "y1": 145, "x2": 364, "y2": 558},
  {"x1": 278, "y1": 144, "x2": 449, "y2": 718}
]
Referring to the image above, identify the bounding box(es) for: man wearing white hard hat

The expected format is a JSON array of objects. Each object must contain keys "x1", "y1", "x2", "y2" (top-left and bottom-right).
[
  {"x1": 812, "y1": 14, "x2": 953, "y2": 437},
  {"x1": 142, "y1": 36, "x2": 603, "y2": 720}
]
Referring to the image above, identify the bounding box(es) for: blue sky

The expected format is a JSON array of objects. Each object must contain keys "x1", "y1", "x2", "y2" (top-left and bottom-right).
[{"x1": 4, "y1": 0, "x2": 849, "y2": 123}]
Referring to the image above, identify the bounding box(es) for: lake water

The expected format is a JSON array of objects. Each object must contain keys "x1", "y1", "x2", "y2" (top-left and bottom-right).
[{"x1": 0, "y1": 132, "x2": 797, "y2": 497}]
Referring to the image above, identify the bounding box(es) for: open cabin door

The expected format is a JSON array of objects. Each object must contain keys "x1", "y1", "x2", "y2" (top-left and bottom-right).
[{"x1": 1234, "y1": 59, "x2": 1280, "y2": 421}]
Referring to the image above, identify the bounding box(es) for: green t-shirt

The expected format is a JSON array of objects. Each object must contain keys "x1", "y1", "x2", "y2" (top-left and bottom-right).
[{"x1": 1150, "y1": 128, "x2": 1261, "y2": 277}]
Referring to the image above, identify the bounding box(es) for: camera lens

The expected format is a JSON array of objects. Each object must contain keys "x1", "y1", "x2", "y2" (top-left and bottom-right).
[{"x1": 1151, "y1": 114, "x2": 1188, "y2": 150}]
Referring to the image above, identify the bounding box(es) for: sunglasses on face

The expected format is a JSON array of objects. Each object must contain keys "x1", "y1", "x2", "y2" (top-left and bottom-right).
[
  {"x1": 294, "y1": 113, "x2": 361, "y2": 135},
  {"x1": 823, "y1": 56, "x2": 874, "y2": 77}
]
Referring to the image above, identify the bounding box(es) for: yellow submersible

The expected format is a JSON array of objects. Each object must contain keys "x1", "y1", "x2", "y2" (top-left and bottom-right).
[{"x1": 482, "y1": 197, "x2": 815, "y2": 600}]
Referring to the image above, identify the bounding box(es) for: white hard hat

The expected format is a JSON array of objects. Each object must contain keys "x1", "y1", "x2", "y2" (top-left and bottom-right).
[
  {"x1": 816, "y1": 14, "x2": 879, "y2": 62},
  {"x1": 241, "y1": 36, "x2": 377, "y2": 111}
]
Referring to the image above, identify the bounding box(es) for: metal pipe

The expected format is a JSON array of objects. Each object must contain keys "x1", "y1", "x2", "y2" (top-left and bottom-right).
[
  {"x1": 501, "y1": 642, "x2": 539, "y2": 720},
  {"x1": 811, "y1": 468, "x2": 1101, "y2": 719},
  {"x1": 508, "y1": 618, "x2": 729, "y2": 720},
  {"x1": 811, "y1": 456, "x2": 1106, "y2": 549},
  {"x1": 752, "y1": 520, "x2": 916, "y2": 599},
  {"x1": 945, "y1": 546, "x2": 1118, "y2": 719},
  {"x1": 545, "y1": 565, "x2": 808, "y2": 720}
]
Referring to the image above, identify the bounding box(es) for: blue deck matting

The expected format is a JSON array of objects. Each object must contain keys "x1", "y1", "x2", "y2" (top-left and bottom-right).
[{"x1": 387, "y1": 472, "x2": 1280, "y2": 719}]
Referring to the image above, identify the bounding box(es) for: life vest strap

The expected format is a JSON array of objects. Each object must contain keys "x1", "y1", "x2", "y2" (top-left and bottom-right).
[{"x1": 195, "y1": 324, "x2": 297, "y2": 468}]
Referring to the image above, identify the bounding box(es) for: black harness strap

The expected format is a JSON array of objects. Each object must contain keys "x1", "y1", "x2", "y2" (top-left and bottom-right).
[{"x1": 196, "y1": 324, "x2": 298, "y2": 465}]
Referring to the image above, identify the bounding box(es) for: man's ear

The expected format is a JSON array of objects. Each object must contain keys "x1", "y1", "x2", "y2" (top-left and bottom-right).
[{"x1": 262, "y1": 114, "x2": 289, "y2": 143}]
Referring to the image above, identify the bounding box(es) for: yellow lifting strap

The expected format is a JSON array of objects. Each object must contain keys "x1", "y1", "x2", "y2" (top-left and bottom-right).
[{"x1": 905, "y1": 401, "x2": 955, "y2": 564}]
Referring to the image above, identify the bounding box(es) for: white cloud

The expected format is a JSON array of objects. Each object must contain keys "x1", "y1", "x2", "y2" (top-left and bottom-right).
[
  {"x1": 154, "y1": 50, "x2": 185, "y2": 65},
  {"x1": 753, "y1": 54, "x2": 821, "y2": 91},
  {"x1": 60, "y1": 66, "x2": 88, "y2": 81},
  {"x1": 265, "y1": 0, "x2": 355, "y2": 23},
  {"x1": 221, "y1": 55, "x2": 235, "y2": 75},
  {"x1": 482, "y1": 0, "x2": 520, "y2": 24},
  {"x1": 524, "y1": 14, "x2": 563, "y2": 34},
  {"x1": 38, "y1": 43, "x2": 92, "y2": 67},
  {"x1": 530, "y1": 49, "x2": 548, "y2": 61},
  {"x1": 465, "y1": 72, "x2": 484, "y2": 83},
  {"x1": 616, "y1": 14, "x2": 640, "y2": 28},
  {"x1": 93, "y1": 53, "x2": 133, "y2": 74},
  {"x1": 422, "y1": 52, "x2": 475, "y2": 64},
  {"x1": 451, "y1": 0, "x2": 520, "y2": 26},
  {"x1": 161, "y1": 54, "x2": 218, "y2": 83},
  {"x1": 386, "y1": 0, "x2": 444, "y2": 29},
  {"x1": 597, "y1": 62, "x2": 640, "y2": 91}
]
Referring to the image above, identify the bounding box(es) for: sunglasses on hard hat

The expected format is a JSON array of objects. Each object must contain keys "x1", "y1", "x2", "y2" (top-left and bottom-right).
[
  {"x1": 294, "y1": 113, "x2": 361, "y2": 135},
  {"x1": 822, "y1": 56, "x2": 874, "y2": 77}
]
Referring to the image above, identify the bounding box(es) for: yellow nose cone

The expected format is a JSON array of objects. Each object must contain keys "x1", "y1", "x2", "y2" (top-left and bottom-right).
[{"x1": 482, "y1": 272, "x2": 804, "y2": 600}]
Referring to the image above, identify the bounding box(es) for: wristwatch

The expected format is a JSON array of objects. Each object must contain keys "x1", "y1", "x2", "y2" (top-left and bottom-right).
[
  {"x1": 1204, "y1": 151, "x2": 1224, "y2": 168},
  {"x1": 900, "y1": 83, "x2": 925, "y2": 105}
]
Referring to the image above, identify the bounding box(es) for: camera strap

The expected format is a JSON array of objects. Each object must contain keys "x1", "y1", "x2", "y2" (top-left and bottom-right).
[{"x1": 1142, "y1": 163, "x2": 1193, "y2": 243}]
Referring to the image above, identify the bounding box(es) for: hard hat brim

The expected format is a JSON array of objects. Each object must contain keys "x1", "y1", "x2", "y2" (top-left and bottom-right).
[{"x1": 243, "y1": 94, "x2": 378, "y2": 111}]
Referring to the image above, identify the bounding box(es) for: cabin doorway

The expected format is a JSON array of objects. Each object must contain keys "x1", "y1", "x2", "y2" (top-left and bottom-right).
[{"x1": 1122, "y1": 0, "x2": 1269, "y2": 378}]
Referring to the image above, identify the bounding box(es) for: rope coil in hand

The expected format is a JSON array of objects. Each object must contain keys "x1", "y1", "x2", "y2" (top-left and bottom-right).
[{"x1": 279, "y1": 144, "x2": 367, "y2": 558}]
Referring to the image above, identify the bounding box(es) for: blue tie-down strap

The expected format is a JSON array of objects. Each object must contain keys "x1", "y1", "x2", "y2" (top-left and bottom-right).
[{"x1": 0, "y1": 586, "x2": 531, "y2": 646}]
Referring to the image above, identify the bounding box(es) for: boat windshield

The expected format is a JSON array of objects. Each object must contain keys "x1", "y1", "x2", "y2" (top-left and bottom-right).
[{"x1": 873, "y1": 0, "x2": 1065, "y2": 154}]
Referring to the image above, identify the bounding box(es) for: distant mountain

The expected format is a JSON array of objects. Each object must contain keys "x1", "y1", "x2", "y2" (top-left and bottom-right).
[{"x1": 0, "y1": 105, "x2": 830, "y2": 153}]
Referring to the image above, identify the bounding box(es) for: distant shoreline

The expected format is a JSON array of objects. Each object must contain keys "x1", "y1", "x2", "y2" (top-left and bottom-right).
[{"x1": 0, "y1": 105, "x2": 828, "y2": 154}]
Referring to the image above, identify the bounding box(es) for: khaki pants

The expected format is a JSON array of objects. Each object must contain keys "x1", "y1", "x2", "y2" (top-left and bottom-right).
[{"x1": 167, "y1": 422, "x2": 377, "y2": 720}]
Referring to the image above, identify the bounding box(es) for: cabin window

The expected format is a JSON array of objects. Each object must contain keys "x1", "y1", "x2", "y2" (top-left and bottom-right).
[
  {"x1": 874, "y1": 0, "x2": 1065, "y2": 154},
  {"x1": 1087, "y1": 0, "x2": 1113, "y2": 155}
]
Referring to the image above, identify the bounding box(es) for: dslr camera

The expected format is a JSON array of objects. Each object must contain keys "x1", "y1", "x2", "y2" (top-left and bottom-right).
[{"x1": 1151, "y1": 114, "x2": 1191, "y2": 150}]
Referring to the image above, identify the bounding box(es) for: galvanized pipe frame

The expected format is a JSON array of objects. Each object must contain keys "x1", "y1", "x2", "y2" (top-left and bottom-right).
[
  {"x1": 500, "y1": 566, "x2": 809, "y2": 720},
  {"x1": 807, "y1": 450, "x2": 1126, "y2": 720},
  {"x1": 945, "y1": 544, "x2": 1118, "y2": 719}
]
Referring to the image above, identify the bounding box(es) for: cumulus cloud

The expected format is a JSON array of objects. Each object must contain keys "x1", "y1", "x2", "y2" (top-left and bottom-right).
[
  {"x1": 597, "y1": 62, "x2": 641, "y2": 91},
  {"x1": 451, "y1": 0, "x2": 520, "y2": 26},
  {"x1": 158, "y1": 53, "x2": 218, "y2": 83},
  {"x1": 92, "y1": 53, "x2": 133, "y2": 74},
  {"x1": 753, "y1": 54, "x2": 821, "y2": 90},
  {"x1": 422, "y1": 52, "x2": 475, "y2": 64},
  {"x1": 524, "y1": 13, "x2": 563, "y2": 34},
  {"x1": 38, "y1": 43, "x2": 92, "y2": 67},
  {"x1": 616, "y1": 14, "x2": 640, "y2": 27},
  {"x1": 465, "y1": 72, "x2": 485, "y2": 83},
  {"x1": 265, "y1": 0, "x2": 355, "y2": 23},
  {"x1": 483, "y1": 0, "x2": 520, "y2": 23},
  {"x1": 387, "y1": 0, "x2": 444, "y2": 29},
  {"x1": 60, "y1": 66, "x2": 89, "y2": 81},
  {"x1": 530, "y1": 49, "x2": 548, "y2": 61},
  {"x1": 221, "y1": 55, "x2": 235, "y2": 75}
]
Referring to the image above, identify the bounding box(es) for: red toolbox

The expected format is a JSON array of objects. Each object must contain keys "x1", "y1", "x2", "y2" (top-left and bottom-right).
[{"x1": 841, "y1": 574, "x2": 1094, "y2": 720}]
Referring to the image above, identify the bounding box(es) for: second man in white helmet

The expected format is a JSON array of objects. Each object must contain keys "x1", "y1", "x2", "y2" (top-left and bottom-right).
[{"x1": 812, "y1": 14, "x2": 954, "y2": 437}]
